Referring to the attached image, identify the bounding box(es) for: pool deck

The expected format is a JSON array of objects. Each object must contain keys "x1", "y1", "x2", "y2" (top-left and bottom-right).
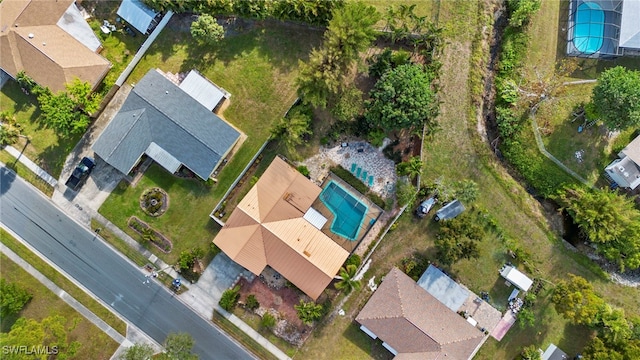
[{"x1": 303, "y1": 141, "x2": 397, "y2": 198}]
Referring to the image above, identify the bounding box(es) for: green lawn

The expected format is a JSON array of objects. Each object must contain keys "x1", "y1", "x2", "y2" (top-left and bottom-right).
[
  {"x1": 0, "y1": 150, "x2": 54, "y2": 196},
  {"x1": 0, "y1": 80, "x2": 82, "y2": 179},
  {"x1": 99, "y1": 20, "x2": 322, "y2": 264},
  {"x1": 0, "y1": 253, "x2": 120, "y2": 359},
  {"x1": 0, "y1": 229, "x2": 127, "y2": 336}
]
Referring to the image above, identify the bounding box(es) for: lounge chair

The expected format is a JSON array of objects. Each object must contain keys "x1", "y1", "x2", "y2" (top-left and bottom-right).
[
  {"x1": 368, "y1": 175, "x2": 374, "y2": 186},
  {"x1": 356, "y1": 168, "x2": 362, "y2": 177},
  {"x1": 351, "y1": 163, "x2": 357, "y2": 172},
  {"x1": 362, "y1": 171, "x2": 368, "y2": 181}
]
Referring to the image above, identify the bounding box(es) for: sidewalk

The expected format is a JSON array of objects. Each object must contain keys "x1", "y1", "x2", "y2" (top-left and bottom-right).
[{"x1": 4, "y1": 145, "x2": 57, "y2": 186}]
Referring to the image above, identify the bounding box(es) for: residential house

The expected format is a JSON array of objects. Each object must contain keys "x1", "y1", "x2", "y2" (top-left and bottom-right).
[
  {"x1": 356, "y1": 267, "x2": 487, "y2": 359},
  {"x1": 93, "y1": 69, "x2": 240, "y2": 180},
  {"x1": 605, "y1": 134, "x2": 640, "y2": 190},
  {"x1": 0, "y1": 0, "x2": 111, "y2": 92},
  {"x1": 116, "y1": 0, "x2": 160, "y2": 35},
  {"x1": 213, "y1": 157, "x2": 350, "y2": 300}
]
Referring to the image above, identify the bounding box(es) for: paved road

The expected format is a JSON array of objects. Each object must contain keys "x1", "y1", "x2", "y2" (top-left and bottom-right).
[{"x1": 0, "y1": 168, "x2": 253, "y2": 360}]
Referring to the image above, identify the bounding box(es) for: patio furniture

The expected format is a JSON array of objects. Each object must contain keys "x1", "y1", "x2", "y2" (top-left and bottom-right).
[
  {"x1": 362, "y1": 171, "x2": 368, "y2": 181},
  {"x1": 351, "y1": 163, "x2": 357, "y2": 172},
  {"x1": 368, "y1": 175, "x2": 374, "y2": 186},
  {"x1": 356, "y1": 167, "x2": 362, "y2": 177}
]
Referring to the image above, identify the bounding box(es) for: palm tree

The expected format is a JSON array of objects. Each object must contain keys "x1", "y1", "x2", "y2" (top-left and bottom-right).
[
  {"x1": 0, "y1": 112, "x2": 22, "y2": 147},
  {"x1": 335, "y1": 264, "x2": 361, "y2": 293}
]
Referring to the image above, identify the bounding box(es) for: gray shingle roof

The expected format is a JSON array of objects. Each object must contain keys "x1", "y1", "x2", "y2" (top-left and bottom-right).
[{"x1": 93, "y1": 69, "x2": 240, "y2": 179}]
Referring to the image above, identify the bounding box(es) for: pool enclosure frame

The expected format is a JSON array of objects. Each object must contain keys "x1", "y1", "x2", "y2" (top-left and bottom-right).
[{"x1": 566, "y1": 0, "x2": 623, "y2": 58}]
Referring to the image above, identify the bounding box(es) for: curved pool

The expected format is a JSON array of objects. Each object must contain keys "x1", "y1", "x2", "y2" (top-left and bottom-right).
[
  {"x1": 319, "y1": 181, "x2": 368, "y2": 241},
  {"x1": 574, "y1": 2, "x2": 604, "y2": 54}
]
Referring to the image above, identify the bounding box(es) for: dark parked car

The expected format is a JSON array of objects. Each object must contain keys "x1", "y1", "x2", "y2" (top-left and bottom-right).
[
  {"x1": 65, "y1": 157, "x2": 95, "y2": 190},
  {"x1": 415, "y1": 196, "x2": 437, "y2": 218}
]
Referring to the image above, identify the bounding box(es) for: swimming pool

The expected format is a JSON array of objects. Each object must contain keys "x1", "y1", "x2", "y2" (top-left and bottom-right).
[
  {"x1": 319, "y1": 181, "x2": 368, "y2": 241},
  {"x1": 573, "y1": 2, "x2": 604, "y2": 54}
]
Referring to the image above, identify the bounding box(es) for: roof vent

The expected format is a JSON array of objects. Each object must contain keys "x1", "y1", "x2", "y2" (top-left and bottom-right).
[
  {"x1": 28, "y1": 33, "x2": 34, "y2": 39},
  {"x1": 165, "y1": 90, "x2": 169, "y2": 94},
  {"x1": 618, "y1": 166, "x2": 625, "y2": 172},
  {"x1": 42, "y1": 42, "x2": 46, "y2": 46},
  {"x1": 624, "y1": 172, "x2": 630, "y2": 177},
  {"x1": 303, "y1": 250, "x2": 311, "y2": 257}
]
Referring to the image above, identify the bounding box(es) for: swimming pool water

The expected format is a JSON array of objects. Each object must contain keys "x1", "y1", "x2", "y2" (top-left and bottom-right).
[
  {"x1": 320, "y1": 181, "x2": 368, "y2": 241},
  {"x1": 574, "y1": 2, "x2": 604, "y2": 54}
]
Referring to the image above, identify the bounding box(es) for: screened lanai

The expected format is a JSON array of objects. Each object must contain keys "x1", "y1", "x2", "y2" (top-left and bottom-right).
[{"x1": 566, "y1": 0, "x2": 623, "y2": 58}]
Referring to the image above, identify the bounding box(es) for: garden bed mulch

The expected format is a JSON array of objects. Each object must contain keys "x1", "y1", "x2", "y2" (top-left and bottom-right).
[
  {"x1": 236, "y1": 276, "x2": 313, "y2": 347},
  {"x1": 128, "y1": 216, "x2": 173, "y2": 253}
]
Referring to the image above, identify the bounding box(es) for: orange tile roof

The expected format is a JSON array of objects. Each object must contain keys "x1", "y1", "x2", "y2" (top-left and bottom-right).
[
  {"x1": 356, "y1": 268, "x2": 485, "y2": 359},
  {"x1": 0, "y1": 0, "x2": 110, "y2": 92},
  {"x1": 214, "y1": 157, "x2": 349, "y2": 300}
]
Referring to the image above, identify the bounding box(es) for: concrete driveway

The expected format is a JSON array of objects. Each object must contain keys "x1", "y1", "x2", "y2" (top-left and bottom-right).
[
  {"x1": 182, "y1": 252, "x2": 251, "y2": 318},
  {"x1": 52, "y1": 85, "x2": 132, "y2": 224}
]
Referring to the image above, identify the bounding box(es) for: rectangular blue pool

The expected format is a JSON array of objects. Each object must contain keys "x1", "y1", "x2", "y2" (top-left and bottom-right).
[{"x1": 319, "y1": 181, "x2": 368, "y2": 241}]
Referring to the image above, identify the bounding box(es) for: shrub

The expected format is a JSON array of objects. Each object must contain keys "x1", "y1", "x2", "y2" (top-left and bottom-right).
[
  {"x1": 295, "y1": 299, "x2": 324, "y2": 325},
  {"x1": 261, "y1": 313, "x2": 276, "y2": 329},
  {"x1": 368, "y1": 192, "x2": 386, "y2": 210},
  {"x1": 368, "y1": 128, "x2": 386, "y2": 147},
  {"x1": 0, "y1": 279, "x2": 33, "y2": 317},
  {"x1": 245, "y1": 295, "x2": 260, "y2": 311},
  {"x1": 344, "y1": 254, "x2": 362, "y2": 268},
  {"x1": 296, "y1": 165, "x2": 310, "y2": 177},
  {"x1": 219, "y1": 286, "x2": 241, "y2": 311},
  {"x1": 329, "y1": 166, "x2": 369, "y2": 194}
]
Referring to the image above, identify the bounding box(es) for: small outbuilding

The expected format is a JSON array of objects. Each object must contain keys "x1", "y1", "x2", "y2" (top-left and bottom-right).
[
  {"x1": 499, "y1": 265, "x2": 533, "y2": 292},
  {"x1": 117, "y1": 0, "x2": 160, "y2": 34},
  {"x1": 542, "y1": 343, "x2": 569, "y2": 360},
  {"x1": 434, "y1": 199, "x2": 465, "y2": 221}
]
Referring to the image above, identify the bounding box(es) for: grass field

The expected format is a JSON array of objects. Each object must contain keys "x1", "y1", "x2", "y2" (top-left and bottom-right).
[
  {"x1": 0, "y1": 229, "x2": 127, "y2": 336},
  {"x1": 99, "y1": 19, "x2": 322, "y2": 264},
  {"x1": 0, "y1": 253, "x2": 120, "y2": 359},
  {"x1": 0, "y1": 81, "x2": 83, "y2": 179},
  {"x1": 298, "y1": 0, "x2": 639, "y2": 359}
]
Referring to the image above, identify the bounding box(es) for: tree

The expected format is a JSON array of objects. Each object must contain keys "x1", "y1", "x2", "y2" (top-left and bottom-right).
[
  {"x1": 0, "y1": 279, "x2": 32, "y2": 318},
  {"x1": 591, "y1": 66, "x2": 640, "y2": 130},
  {"x1": 517, "y1": 307, "x2": 535, "y2": 329},
  {"x1": 324, "y1": 2, "x2": 380, "y2": 64},
  {"x1": 600, "y1": 305, "x2": 632, "y2": 345},
  {"x1": 190, "y1": 14, "x2": 224, "y2": 45},
  {"x1": 294, "y1": 299, "x2": 323, "y2": 325},
  {"x1": 551, "y1": 274, "x2": 605, "y2": 327},
  {"x1": 66, "y1": 78, "x2": 101, "y2": 115},
  {"x1": 0, "y1": 315, "x2": 81, "y2": 359},
  {"x1": 556, "y1": 185, "x2": 640, "y2": 271},
  {"x1": 395, "y1": 177, "x2": 416, "y2": 206},
  {"x1": 0, "y1": 111, "x2": 22, "y2": 147},
  {"x1": 365, "y1": 64, "x2": 438, "y2": 132},
  {"x1": 335, "y1": 264, "x2": 362, "y2": 294},
  {"x1": 454, "y1": 179, "x2": 479, "y2": 204},
  {"x1": 396, "y1": 156, "x2": 423, "y2": 178},
  {"x1": 120, "y1": 343, "x2": 154, "y2": 360},
  {"x1": 219, "y1": 285, "x2": 240, "y2": 311},
  {"x1": 435, "y1": 237, "x2": 480, "y2": 266},
  {"x1": 270, "y1": 106, "x2": 312, "y2": 151},
  {"x1": 160, "y1": 333, "x2": 197, "y2": 360},
  {"x1": 582, "y1": 337, "x2": 624, "y2": 360},
  {"x1": 507, "y1": 0, "x2": 541, "y2": 28},
  {"x1": 521, "y1": 344, "x2": 541, "y2": 360}
]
